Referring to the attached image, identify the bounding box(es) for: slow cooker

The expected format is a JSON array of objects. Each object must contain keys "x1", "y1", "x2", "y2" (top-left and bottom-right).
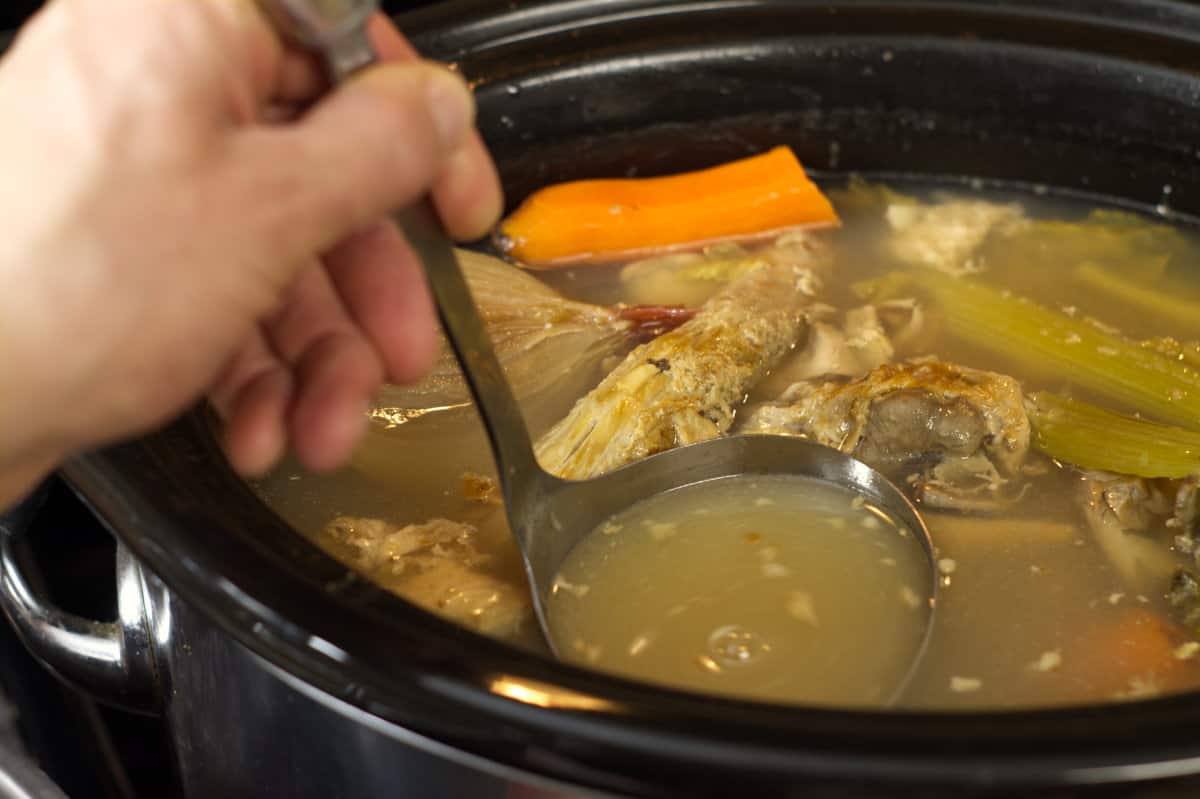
[{"x1": 7, "y1": 1, "x2": 1200, "y2": 796}]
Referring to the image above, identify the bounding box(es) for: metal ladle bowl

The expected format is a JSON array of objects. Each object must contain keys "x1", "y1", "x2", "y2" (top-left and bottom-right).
[{"x1": 259, "y1": 0, "x2": 937, "y2": 668}]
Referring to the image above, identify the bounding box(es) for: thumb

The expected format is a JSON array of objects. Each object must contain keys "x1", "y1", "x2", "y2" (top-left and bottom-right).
[{"x1": 236, "y1": 61, "x2": 476, "y2": 269}]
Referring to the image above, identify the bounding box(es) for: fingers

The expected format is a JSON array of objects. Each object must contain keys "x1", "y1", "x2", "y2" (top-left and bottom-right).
[
  {"x1": 241, "y1": 60, "x2": 476, "y2": 268},
  {"x1": 263, "y1": 263, "x2": 385, "y2": 472},
  {"x1": 273, "y1": 49, "x2": 328, "y2": 104},
  {"x1": 222, "y1": 369, "x2": 293, "y2": 476},
  {"x1": 237, "y1": 12, "x2": 500, "y2": 266},
  {"x1": 367, "y1": 12, "x2": 421, "y2": 61},
  {"x1": 213, "y1": 261, "x2": 391, "y2": 477},
  {"x1": 324, "y1": 219, "x2": 439, "y2": 384},
  {"x1": 262, "y1": 13, "x2": 412, "y2": 114},
  {"x1": 210, "y1": 328, "x2": 292, "y2": 476},
  {"x1": 366, "y1": 14, "x2": 503, "y2": 240},
  {"x1": 212, "y1": 13, "x2": 502, "y2": 476},
  {"x1": 290, "y1": 332, "x2": 383, "y2": 472},
  {"x1": 432, "y1": 129, "x2": 504, "y2": 241}
]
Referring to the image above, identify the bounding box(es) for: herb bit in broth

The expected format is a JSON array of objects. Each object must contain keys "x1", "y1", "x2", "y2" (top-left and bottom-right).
[
  {"x1": 545, "y1": 475, "x2": 932, "y2": 708},
  {"x1": 255, "y1": 164, "x2": 1200, "y2": 710}
]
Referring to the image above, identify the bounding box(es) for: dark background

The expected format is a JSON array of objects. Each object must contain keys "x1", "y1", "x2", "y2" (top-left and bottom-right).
[
  {"x1": 0, "y1": 0, "x2": 41, "y2": 30},
  {"x1": 0, "y1": 1, "x2": 440, "y2": 35}
]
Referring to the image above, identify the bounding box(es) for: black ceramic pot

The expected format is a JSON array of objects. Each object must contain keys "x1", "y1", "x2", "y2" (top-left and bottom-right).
[{"x1": 9, "y1": 1, "x2": 1200, "y2": 796}]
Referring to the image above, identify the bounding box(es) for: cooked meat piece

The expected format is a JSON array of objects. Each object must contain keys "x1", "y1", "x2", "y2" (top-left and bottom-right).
[
  {"x1": 400, "y1": 559, "x2": 530, "y2": 639},
  {"x1": 535, "y1": 232, "x2": 831, "y2": 479},
  {"x1": 760, "y1": 298, "x2": 930, "y2": 397},
  {"x1": 757, "y1": 304, "x2": 892, "y2": 397},
  {"x1": 323, "y1": 516, "x2": 531, "y2": 638},
  {"x1": 875, "y1": 298, "x2": 928, "y2": 354},
  {"x1": 791, "y1": 317, "x2": 850, "y2": 379},
  {"x1": 886, "y1": 198, "x2": 1026, "y2": 276},
  {"x1": 1168, "y1": 569, "x2": 1200, "y2": 629},
  {"x1": 325, "y1": 516, "x2": 490, "y2": 573},
  {"x1": 841, "y1": 305, "x2": 896, "y2": 368},
  {"x1": 914, "y1": 453, "x2": 1029, "y2": 513},
  {"x1": 739, "y1": 359, "x2": 1031, "y2": 510},
  {"x1": 1171, "y1": 475, "x2": 1199, "y2": 536},
  {"x1": 1076, "y1": 473, "x2": 1177, "y2": 593},
  {"x1": 1159, "y1": 476, "x2": 1200, "y2": 569},
  {"x1": 462, "y1": 472, "x2": 502, "y2": 505}
]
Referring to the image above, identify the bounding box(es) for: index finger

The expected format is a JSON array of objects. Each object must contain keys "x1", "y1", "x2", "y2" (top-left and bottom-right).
[
  {"x1": 370, "y1": 11, "x2": 503, "y2": 240},
  {"x1": 367, "y1": 13, "x2": 421, "y2": 62}
]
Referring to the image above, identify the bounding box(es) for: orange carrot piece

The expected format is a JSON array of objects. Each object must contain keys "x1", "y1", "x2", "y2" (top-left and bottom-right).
[
  {"x1": 1070, "y1": 608, "x2": 1199, "y2": 696},
  {"x1": 494, "y1": 146, "x2": 839, "y2": 269}
]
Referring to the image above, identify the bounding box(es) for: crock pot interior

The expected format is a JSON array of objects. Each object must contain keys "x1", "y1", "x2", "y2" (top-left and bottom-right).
[{"x1": 62, "y1": 1, "x2": 1200, "y2": 794}]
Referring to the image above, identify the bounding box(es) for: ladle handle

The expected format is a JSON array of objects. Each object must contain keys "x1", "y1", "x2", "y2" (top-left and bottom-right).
[
  {"x1": 255, "y1": 0, "x2": 545, "y2": 488},
  {"x1": 395, "y1": 203, "x2": 544, "y2": 487}
]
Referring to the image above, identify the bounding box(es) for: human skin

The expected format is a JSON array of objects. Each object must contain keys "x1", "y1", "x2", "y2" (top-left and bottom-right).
[{"x1": 0, "y1": 0, "x2": 503, "y2": 508}]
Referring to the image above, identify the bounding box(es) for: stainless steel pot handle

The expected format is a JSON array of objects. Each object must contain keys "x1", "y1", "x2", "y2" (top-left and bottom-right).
[{"x1": 0, "y1": 483, "x2": 159, "y2": 715}]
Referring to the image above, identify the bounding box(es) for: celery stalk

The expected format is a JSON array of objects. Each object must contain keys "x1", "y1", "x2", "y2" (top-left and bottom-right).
[
  {"x1": 1028, "y1": 392, "x2": 1200, "y2": 478},
  {"x1": 1142, "y1": 337, "x2": 1200, "y2": 370},
  {"x1": 1073, "y1": 261, "x2": 1200, "y2": 335},
  {"x1": 857, "y1": 269, "x2": 1200, "y2": 429}
]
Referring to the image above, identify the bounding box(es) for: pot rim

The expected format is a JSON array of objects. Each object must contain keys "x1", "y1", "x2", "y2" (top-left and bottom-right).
[{"x1": 64, "y1": 1, "x2": 1200, "y2": 793}]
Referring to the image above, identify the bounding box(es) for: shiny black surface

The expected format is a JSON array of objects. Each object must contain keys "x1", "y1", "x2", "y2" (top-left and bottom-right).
[
  {"x1": 0, "y1": 481, "x2": 174, "y2": 799},
  {"x1": 0, "y1": 0, "x2": 438, "y2": 31},
  {"x1": 60, "y1": 1, "x2": 1200, "y2": 796},
  {"x1": 140, "y1": 559, "x2": 527, "y2": 799}
]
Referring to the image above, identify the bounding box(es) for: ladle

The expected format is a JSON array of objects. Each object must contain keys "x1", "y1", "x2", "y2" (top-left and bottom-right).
[{"x1": 258, "y1": 0, "x2": 938, "y2": 659}]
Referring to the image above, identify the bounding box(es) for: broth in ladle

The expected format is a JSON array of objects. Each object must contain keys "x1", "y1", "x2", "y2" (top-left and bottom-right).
[{"x1": 546, "y1": 474, "x2": 932, "y2": 706}]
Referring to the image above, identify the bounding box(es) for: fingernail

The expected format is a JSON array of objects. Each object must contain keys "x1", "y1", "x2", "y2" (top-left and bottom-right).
[{"x1": 425, "y1": 68, "x2": 474, "y2": 149}]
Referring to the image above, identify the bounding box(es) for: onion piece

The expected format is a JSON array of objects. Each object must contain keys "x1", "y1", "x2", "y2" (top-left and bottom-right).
[{"x1": 351, "y1": 250, "x2": 636, "y2": 487}]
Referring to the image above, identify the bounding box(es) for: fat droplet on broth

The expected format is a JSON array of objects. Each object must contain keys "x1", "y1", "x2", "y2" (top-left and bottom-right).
[{"x1": 545, "y1": 474, "x2": 933, "y2": 707}]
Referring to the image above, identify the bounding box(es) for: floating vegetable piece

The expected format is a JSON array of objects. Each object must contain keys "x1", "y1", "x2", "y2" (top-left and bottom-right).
[
  {"x1": 1073, "y1": 262, "x2": 1200, "y2": 336},
  {"x1": 1072, "y1": 608, "x2": 1198, "y2": 698},
  {"x1": 857, "y1": 270, "x2": 1200, "y2": 430},
  {"x1": 828, "y1": 177, "x2": 1027, "y2": 276},
  {"x1": 973, "y1": 209, "x2": 1200, "y2": 335},
  {"x1": 926, "y1": 514, "x2": 1076, "y2": 547},
  {"x1": 495, "y1": 146, "x2": 839, "y2": 268},
  {"x1": 366, "y1": 249, "x2": 695, "y2": 431},
  {"x1": 620, "y1": 246, "x2": 764, "y2": 307},
  {"x1": 352, "y1": 249, "x2": 690, "y2": 489},
  {"x1": 983, "y1": 209, "x2": 1191, "y2": 286},
  {"x1": 369, "y1": 249, "x2": 628, "y2": 429},
  {"x1": 1028, "y1": 392, "x2": 1200, "y2": 478},
  {"x1": 885, "y1": 198, "x2": 1026, "y2": 276}
]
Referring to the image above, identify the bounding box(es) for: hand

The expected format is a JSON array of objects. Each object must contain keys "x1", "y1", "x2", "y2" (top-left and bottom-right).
[{"x1": 0, "y1": 0, "x2": 502, "y2": 507}]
